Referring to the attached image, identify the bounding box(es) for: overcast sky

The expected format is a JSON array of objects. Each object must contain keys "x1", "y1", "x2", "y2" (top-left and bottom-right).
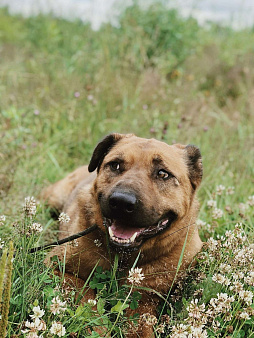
[{"x1": 0, "y1": 0, "x2": 253, "y2": 29}]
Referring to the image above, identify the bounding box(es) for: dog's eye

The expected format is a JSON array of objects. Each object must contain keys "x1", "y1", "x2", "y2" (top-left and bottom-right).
[
  {"x1": 109, "y1": 162, "x2": 120, "y2": 171},
  {"x1": 157, "y1": 169, "x2": 171, "y2": 180}
]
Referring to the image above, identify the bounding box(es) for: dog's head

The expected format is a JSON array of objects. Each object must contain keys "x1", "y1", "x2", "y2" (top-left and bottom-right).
[{"x1": 88, "y1": 134, "x2": 202, "y2": 250}]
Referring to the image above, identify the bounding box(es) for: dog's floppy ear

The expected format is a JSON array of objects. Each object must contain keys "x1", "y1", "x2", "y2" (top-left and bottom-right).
[
  {"x1": 184, "y1": 145, "x2": 203, "y2": 190},
  {"x1": 88, "y1": 133, "x2": 125, "y2": 172}
]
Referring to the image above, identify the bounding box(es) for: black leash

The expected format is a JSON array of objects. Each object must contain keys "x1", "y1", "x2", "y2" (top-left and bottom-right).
[
  {"x1": 29, "y1": 224, "x2": 98, "y2": 253},
  {"x1": 28, "y1": 221, "x2": 197, "y2": 254}
]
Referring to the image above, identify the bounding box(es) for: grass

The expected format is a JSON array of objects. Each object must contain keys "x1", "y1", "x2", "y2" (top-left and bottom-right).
[{"x1": 0, "y1": 2, "x2": 253, "y2": 337}]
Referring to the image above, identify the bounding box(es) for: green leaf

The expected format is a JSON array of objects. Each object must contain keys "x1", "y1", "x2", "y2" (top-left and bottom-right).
[
  {"x1": 111, "y1": 300, "x2": 129, "y2": 314},
  {"x1": 96, "y1": 266, "x2": 103, "y2": 273},
  {"x1": 97, "y1": 298, "x2": 106, "y2": 315},
  {"x1": 130, "y1": 299, "x2": 138, "y2": 310},
  {"x1": 66, "y1": 308, "x2": 74, "y2": 316},
  {"x1": 75, "y1": 305, "x2": 84, "y2": 316}
]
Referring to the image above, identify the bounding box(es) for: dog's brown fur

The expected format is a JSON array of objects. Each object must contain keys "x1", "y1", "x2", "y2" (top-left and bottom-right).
[{"x1": 42, "y1": 134, "x2": 203, "y2": 337}]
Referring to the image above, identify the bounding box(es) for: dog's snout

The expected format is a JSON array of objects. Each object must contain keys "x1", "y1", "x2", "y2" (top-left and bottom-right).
[{"x1": 109, "y1": 191, "x2": 138, "y2": 214}]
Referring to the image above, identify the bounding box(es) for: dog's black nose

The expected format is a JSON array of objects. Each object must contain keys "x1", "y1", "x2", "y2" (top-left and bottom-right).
[{"x1": 109, "y1": 191, "x2": 138, "y2": 214}]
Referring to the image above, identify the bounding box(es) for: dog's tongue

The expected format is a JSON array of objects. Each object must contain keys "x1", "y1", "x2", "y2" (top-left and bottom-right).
[{"x1": 110, "y1": 221, "x2": 144, "y2": 239}]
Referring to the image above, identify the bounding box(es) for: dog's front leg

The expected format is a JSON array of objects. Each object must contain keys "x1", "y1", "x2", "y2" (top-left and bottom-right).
[
  {"x1": 125, "y1": 292, "x2": 159, "y2": 338},
  {"x1": 54, "y1": 270, "x2": 96, "y2": 304}
]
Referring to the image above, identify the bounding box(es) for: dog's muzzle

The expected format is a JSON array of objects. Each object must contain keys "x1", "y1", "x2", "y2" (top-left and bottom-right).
[{"x1": 101, "y1": 189, "x2": 177, "y2": 250}]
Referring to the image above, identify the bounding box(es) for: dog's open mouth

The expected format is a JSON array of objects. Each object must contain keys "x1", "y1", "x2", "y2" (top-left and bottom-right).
[{"x1": 103, "y1": 216, "x2": 175, "y2": 249}]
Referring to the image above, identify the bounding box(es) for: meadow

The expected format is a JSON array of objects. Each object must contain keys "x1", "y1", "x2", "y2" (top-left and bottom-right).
[{"x1": 0, "y1": 3, "x2": 253, "y2": 337}]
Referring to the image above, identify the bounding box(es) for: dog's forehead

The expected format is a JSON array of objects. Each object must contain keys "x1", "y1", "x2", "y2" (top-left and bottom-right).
[{"x1": 109, "y1": 136, "x2": 186, "y2": 169}]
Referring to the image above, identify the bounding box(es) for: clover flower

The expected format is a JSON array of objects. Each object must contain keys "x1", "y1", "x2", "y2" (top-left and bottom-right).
[
  {"x1": 239, "y1": 203, "x2": 249, "y2": 214},
  {"x1": 226, "y1": 186, "x2": 235, "y2": 195},
  {"x1": 23, "y1": 196, "x2": 37, "y2": 218},
  {"x1": 30, "y1": 223, "x2": 43, "y2": 234},
  {"x1": 87, "y1": 299, "x2": 97, "y2": 307},
  {"x1": 247, "y1": 195, "x2": 254, "y2": 206},
  {"x1": 22, "y1": 317, "x2": 46, "y2": 337},
  {"x1": 50, "y1": 296, "x2": 67, "y2": 315},
  {"x1": 189, "y1": 325, "x2": 208, "y2": 338},
  {"x1": 239, "y1": 290, "x2": 253, "y2": 305},
  {"x1": 216, "y1": 185, "x2": 225, "y2": 195},
  {"x1": 239, "y1": 311, "x2": 250, "y2": 320},
  {"x1": 156, "y1": 323, "x2": 165, "y2": 333},
  {"x1": 244, "y1": 272, "x2": 254, "y2": 286},
  {"x1": 170, "y1": 323, "x2": 189, "y2": 337},
  {"x1": 212, "y1": 273, "x2": 230, "y2": 286},
  {"x1": 186, "y1": 299, "x2": 207, "y2": 324},
  {"x1": 71, "y1": 239, "x2": 79, "y2": 247},
  {"x1": 140, "y1": 313, "x2": 157, "y2": 326},
  {"x1": 50, "y1": 321, "x2": 66, "y2": 337},
  {"x1": 230, "y1": 280, "x2": 244, "y2": 293},
  {"x1": 207, "y1": 200, "x2": 216, "y2": 208},
  {"x1": 212, "y1": 208, "x2": 223, "y2": 219},
  {"x1": 219, "y1": 263, "x2": 231, "y2": 274},
  {"x1": 30, "y1": 306, "x2": 45, "y2": 320},
  {"x1": 196, "y1": 219, "x2": 206, "y2": 228},
  {"x1": 0, "y1": 238, "x2": 4, "y2": 249},
  {"x1": 0, "y1": 215, "x2": 6, "y2": 226},
  {"x1": 127, "y1": 267, "x2": 145, "y2": 285},
  {"x1": 58, "y1": 212, "x2": 70, "y2": 223}
]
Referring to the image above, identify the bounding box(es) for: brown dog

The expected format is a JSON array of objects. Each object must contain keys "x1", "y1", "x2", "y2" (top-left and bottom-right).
[{"x1": 42, "y1": 133, "x2": 203, "y2": 337}]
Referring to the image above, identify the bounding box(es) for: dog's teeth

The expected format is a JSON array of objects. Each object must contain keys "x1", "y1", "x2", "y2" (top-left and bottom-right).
[
  {"x1": 109, "y1": 227, "x2": 137, "y2": 244},
  {"x1": 108, "y1": 226, "x2": 114, "y2": 238},
  {"x1": 130, "y1": 232, "x2": 138, "y2": 242},
  {"x1": 161, "y1": 219, "x2": 169, "y2": 226}
]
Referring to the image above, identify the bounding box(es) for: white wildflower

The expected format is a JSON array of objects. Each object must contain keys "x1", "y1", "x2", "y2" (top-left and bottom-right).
[
  {"x1": 226, "y1": 186, "x2": 235, "y2": 195},
  {"x1": 0, "y1": 238, "x2": 4, "y2": 249},
  {"x1": 31, "y1": 223, "x2": 43, "y2": 233},
  {"x1": 239, "y1": 290, "x2": 253, "y2": 305},
  {"x1": 190, "y1": 325, "x2": 208, "y2": 338},
  {"x1": 71, "y1": 239, "x2": 79, "y2": 247},
  {"x1": 244, "y1": 272, "x2": 254, "y2": 286},
  {"x1": 50, "y1": 321, "x2": 66, "y2": 337},
  {"x1": 212, "y1": 208, "x2": 223, "y2": 219},
  {"x1": 50, "y1": 296, "x2": 67, "y2": 315},
  {"x1": 140, "y1": 313, "x2": 157, "y2": 326},
  {"x1": 207, "y1": 237, "x2": 219, "y2": 252},
  {"x1": 239, "y1": 203, "x2": 249, "y2": 213},
  {"x1": 219, "y1": 263, "x2": 231, "y2": 273},
  {"x1": 128, "y1": 267, "x2": 145, "y2": 285},
  {"x1": 230, "y1": 280, "x2": 244, "y2": 293},
  {"x1": 212, "y1": 274, "x2": 230, "y2": 286},
  {"x1": 232, "y1": 272, "x2": 244, "y2": 280},
  {"x1": 87, "y1": 299, "x2": 97, "y2": 307},
  {"x1": 58, "y1": 212, "x2": 70, "y2": 223},
  {"x1": 207, "y1": 200, "x2": 216, "y2": 208},
  {"x1": 187, "y1": 299, "x2": 206, "y2": 324},
  {"x1": 87, "y1": 94, "x2": 94, "y2": 101},
  {"x1": 156, "y1": 323, "x2": 165, "y2": 333},
  {"x1": 210, "y1": 293, "x2": 234, "y2": 314},
  {"x1": 30, "y1": 306, "x2": 45, "y2": 320},
  {"x1": 239, "y1": 311, "x2": 250, "y2": 320},
  {"x1": 216, "y1": 185, "x2": 225, "y2": 195},
  {"x1": 23, "y1": 196, "x2": 37, "y2": 218},
  {"x1": 196, "y1": 219, "x2": 206, "y2": 228},
  {"x1": 22, "y1": 318, "x2": 46, "y2": 336},
  {"x1": 26, "y1": 333, "x2": 41, "y2": 338},
  {"x1": 247, "y1": 195, "x2": 254, "y2": 206},
  {"x1": 0, "y1": 215, "x2": 6, "y2": 226},
  {"x1": 170, "y1": 323, "x2": 189, "y2": 337}
]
